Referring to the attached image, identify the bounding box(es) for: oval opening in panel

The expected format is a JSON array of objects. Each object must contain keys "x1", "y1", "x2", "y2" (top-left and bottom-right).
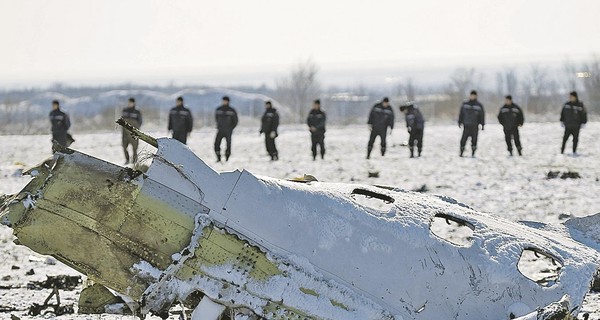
[
  {"x1": 517, "y1": 248, "x2": 562, "y2": 287},
  {"x1": 430, "y1": 214, "x2": 474, "y2": 247},
  {"x1": 351, "y1": 188, "x2": 395, "y2": 211}
]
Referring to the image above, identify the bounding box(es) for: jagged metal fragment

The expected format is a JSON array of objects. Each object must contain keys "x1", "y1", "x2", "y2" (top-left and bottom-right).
[{"x1": 2, "y1": 128, "x2": 600, "y2": 320}]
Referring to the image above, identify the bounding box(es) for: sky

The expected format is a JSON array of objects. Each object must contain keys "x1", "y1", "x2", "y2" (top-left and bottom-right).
[{"x1": 1, "y1": 0, "x2": 599, "y2": 88}]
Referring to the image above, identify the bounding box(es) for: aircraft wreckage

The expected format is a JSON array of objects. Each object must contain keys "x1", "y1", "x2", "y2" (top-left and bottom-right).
[{"x1": 2, "y1": 121, "x2": 600, "y2": 320}]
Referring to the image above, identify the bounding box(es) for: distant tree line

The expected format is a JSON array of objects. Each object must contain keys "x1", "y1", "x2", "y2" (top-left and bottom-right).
[{"x1": 1, "y1": 56, "x2": 599, "y2": 134}]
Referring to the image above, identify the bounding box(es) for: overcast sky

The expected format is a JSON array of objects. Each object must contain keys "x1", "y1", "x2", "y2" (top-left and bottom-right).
[{"x1": 1, "y1": 0, "x2": 599, "y2": 87}]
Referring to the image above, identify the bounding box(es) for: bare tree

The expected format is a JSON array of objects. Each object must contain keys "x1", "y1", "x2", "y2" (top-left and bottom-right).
[
  {"x1": 522, "y1": 65, "x2": 553, "y2": 115},
  {"x1": 496, "y1": 69, "x2": 518, "y2": 99},
  {"x1": 276, "y1": 58, "x2": 321, "y2": 122},
  {"x1": 563, "y1": 60, "x2": 578, "y2": 92},
  {"x1": 396, "y1": 78, "x2": 417, "y2": 101},
  {"x1": 449, "y1": 68, "x2": 476, "y2": 98},
  {"x1": 582, "y1": 56, "x2": 600, "y2": 114}
]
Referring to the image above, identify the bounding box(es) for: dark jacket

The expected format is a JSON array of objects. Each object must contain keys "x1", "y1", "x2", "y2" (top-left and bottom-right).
[
  {"x1": 168, "y1": 105, "x2": 193, "y2": 133},
  {"x1": 459, "y1": 100, "x2": 485, "y2": 127},
  {"x1": 497, "y1": 104, "x2": 524, "y2": 129},
  {"x1": 405, "y1": 107, "x2": 425, "y2": 131},
  {"x1": 307, "y1": 109, "x2": 326, "y2": 134},
  {"x1": 215, "y1": 105, "x2": 238, "y2": 132},
  {"x1": 49, "y1": 109, "x2": 71, "y2": 133},
  {"x1": 260, "y1": 107, "x2": 279, "y2": 134},
  {"x1": 560, "y1": 100, "x2": 587, "y2": 129},
  {"x1": 368, "y1": 103, "x2": 395, "y2": 131},
  {"x1": 122, "y1": 106, "x2": 142, "y2": 128}
]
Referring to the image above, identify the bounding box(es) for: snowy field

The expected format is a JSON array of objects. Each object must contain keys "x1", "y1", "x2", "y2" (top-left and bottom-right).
[{"x1": 1, "y1": 122, "x2": 600, "y2": 319}]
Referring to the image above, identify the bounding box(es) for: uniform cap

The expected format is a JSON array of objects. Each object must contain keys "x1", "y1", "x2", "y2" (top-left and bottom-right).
[{"x1": 570, "y1": 91, "x2": 578, "y2": 98}]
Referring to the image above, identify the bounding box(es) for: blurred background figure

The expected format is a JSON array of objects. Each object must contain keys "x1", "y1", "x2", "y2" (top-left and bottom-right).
[
  {"x1": 367, "y1": 97, "x2": 394, "y2": 159},
  {"x1": 307, "y1": 99, "x2": 326, "y2": 160},
  {"x1": 121, "y1": 97, "x2": 143, "y2": 164},
  {"x1": 497, "y1": 95, "x2": 524, "y2": 156},
  {"x1": 260, "y1": 101, "x2": 279, "y2": 161},
  {"x1": 560, "y1": 91, "x2": 587, "y2": 155},
  {"x1": 214, "y1": 96, "x2": 238, "y2": 162},
  {"x1": 49, "y1": 100, "x2": 72, "y2": 151},
  {"x1": 458, "y1": 90, "x2": 485, "y2": 157},
  {"x1": 400, "y1": 101, "x2": 425, "y2": 158},
  {"x1": 168, "y1": 96, "x2": 193, "y2": 145}
]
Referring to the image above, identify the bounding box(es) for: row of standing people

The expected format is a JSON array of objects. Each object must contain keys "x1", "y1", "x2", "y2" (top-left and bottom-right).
[
  {"x1": 49, "y1": 91, "x2": 588, "y2": 162},
  {"x1": 457, "y1": 90, "x2": 587, "y2": 157}
]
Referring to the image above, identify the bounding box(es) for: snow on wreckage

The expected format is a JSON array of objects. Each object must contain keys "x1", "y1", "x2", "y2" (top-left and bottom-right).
[{"x1": 1, "y1": 122, "x2": 600, "y2": 319}]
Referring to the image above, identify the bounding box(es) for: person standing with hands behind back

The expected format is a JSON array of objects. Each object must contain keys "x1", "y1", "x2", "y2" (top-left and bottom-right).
[
  {"x1": 560, "y1": 91, "x2": 587, "y2": 155},
  {"x1": 121, "y1": 97, "x2": 143, "y2": 164},
  {"x1": 168, "y1": 96, "x2": 193, "y2": 145},
  {"x1": 306, "y1": 99, "x2": 326, "y2": 160},
  {"x1": 458, "y1": 90, "x2": 485, "y2": 157},
  {"x1": 49, "y1": 100, "x2": 72, "y2": 151},
  {"x1": 260, "y1": 101, "x2": 279, "y2": 161},
  {"x1": 497, "y1": 95, "x2": 524, "y2": 156},
  {"x1": 214, "y1": 96, "x2": 238, "y2": 162}
]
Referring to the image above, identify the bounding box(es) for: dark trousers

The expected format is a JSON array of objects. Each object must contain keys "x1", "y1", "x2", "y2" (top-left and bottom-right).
[
  {"x1": 460, "y1": 125, "x2": 479, "y2": 150},
  {"x1": 173, "y1": 131, "x2": 188, "y2": 145},
  {"x1": 562, "y1": 127, "x2": 580, "y2": 153},
  {"x1": 409, "y1": 128, "x2": 423, "y2": 155},
  {"x1": 215, "y1": 130, "x2": 232, "y2": 158},
  {"x1": 503, "y1": 127, "x2": 521, "y2": 152},
  {"x1": 265, "y1": 135, "x2": 278, "y2": 159},
  {"x1": 367, "y1": 129, "x2": 387, "y2": 156},
  {"x1": 52, "y1": 131, "x2": 67, "y2": 148},
  {"x1": 122, "y1": 132, "x2": 139, "y2": 163},
  {"x1": 311, "y1": 133, "x2": 325, "y2": 159}
]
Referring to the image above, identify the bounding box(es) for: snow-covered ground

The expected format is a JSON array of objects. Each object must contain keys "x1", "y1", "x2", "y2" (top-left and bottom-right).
[{"x1": 1, "y1": 122, "x2": 600, "y2": 319}]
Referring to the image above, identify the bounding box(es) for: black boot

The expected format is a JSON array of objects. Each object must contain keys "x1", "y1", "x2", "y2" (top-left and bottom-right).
[
  {"x1": 517, "y1": 148, "x2": 522, "y2": 156},
  {"x1": 418, "y1": 148, "x2": 422, "y2": 157},
  {"x1": 460, "y1": 148, "x2": 464, "y2": 157},
  {"x1": 367, "y1": 147, "x2": 372, "y2": 159},
  {"x1": 410, "y1": 148, "x2": 414, "y2": 158},
  {"x1": 216, "y1": 154, "x2": 222, "y2": 162},
  {"x1": 381, "y1": 147, "x2": 386, "y2": 156},
  {"x1": 509, "y1": 149, "x2": 513, "y2": 156},
  {"x1": 471, "y1": 148, "x2": 476, "y2": 157}
]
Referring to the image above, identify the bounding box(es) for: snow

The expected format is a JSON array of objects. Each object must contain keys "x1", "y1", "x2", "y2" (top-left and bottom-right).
[
  {"x1": 191, "y1": 296, "x2": 226, "y2": 320},
  {"x1": 1, "y1": 122, "x2": 600, "y2": 319}
]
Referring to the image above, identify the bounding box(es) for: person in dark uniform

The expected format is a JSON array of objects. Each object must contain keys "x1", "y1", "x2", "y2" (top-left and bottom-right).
[
  {"x1": 458, "y1": 90, "x2": 485, "y2": 157},
  {"x1": 260, "y1": 101, "x2": 279, "y2": 161},
  {"x1": 560, "y1": 91, "x2": 587, "y2": 154},
  {"x1": 497, "y1": 95, "x2": 524, "y2": 156},
  {"x1": 168, "y1": 96, "x2": 193, "y2": 145},
  {"x1": 49, "y1": 100, "x2": 71, "y2": 150},
  {"x1": 400, "y1": 101, "x2": 425, "y2": 158},
  {"x1": 214, "y1": 96, "x2": 238, "y2": 162},
  {"x1": 121, "y1": 97, "x2": 143, "y2": 164},
  {"x1": 367, "y1": 97, "x2": 394, "y2": 159},
  {"x1": 306, "y1": 99, "x2": 326, "y2": 160}
]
